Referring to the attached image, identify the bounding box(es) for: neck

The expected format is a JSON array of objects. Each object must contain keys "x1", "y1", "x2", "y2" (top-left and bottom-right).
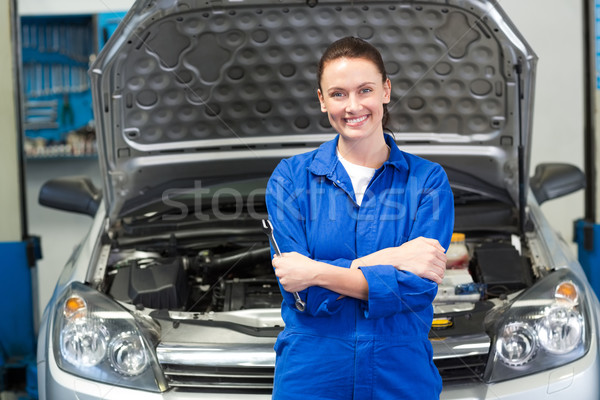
[{"x1": 337, "y1": 134, "x2": 389, "y2": 168}]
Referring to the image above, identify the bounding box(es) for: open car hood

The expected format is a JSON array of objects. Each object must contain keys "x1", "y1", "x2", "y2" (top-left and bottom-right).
[{"x1": 90, "y1": 0, "x2": 536, "y2": 221}]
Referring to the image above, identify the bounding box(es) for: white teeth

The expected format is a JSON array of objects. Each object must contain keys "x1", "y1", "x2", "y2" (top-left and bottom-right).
[{"x1": 346, "y1": 115, "x2": 368, "y2": 124}]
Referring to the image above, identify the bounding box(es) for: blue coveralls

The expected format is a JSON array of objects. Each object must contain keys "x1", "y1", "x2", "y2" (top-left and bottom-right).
[{"x1": 265, "y1": 134, "x2": 454, "y2": 400}]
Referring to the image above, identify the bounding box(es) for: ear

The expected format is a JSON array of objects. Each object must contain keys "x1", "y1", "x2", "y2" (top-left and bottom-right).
[
  {"x1": 317, "y1": 89, "x2": 327, "y2": 112},
  {"x1": 383, "y1": 78, "x2": 391, "y2": 104}
]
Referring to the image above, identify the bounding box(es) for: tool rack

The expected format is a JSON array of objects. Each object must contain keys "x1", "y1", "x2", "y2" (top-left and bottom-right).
[
  {"x1": 20, "y1": 13, "x2": 125, "y2": 159},
  {"x1": 21, "y1": 16, "x2": 96, "y2": 157}
]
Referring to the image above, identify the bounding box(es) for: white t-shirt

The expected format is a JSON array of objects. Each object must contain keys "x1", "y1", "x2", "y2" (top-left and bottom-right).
[{"x1": 337, "y1": 150, "x2": 376, "y2": 206}]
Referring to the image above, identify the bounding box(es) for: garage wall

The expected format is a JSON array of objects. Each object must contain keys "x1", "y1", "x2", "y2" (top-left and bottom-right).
[
  {"x1": 18, "y1": 0, "x2": 134, "y2": 16},
  {"x1": 23, "y1": 1, "x2": 586, "y2": 320}
]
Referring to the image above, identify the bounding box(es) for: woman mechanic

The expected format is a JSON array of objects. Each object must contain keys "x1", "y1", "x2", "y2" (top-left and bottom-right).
[{"x1": 265, "y1": 36, "x2": 454, "y2": 399}]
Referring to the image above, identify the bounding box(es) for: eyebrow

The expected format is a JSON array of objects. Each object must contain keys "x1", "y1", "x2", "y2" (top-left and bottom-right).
[{"x1": 326, "y1": 82, "x2": 377, "y2": 92}]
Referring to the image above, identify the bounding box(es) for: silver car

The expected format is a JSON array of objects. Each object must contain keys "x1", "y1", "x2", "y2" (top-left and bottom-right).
[{"x1": 37, "y1": 0, "x2": 599, "y2": 399}]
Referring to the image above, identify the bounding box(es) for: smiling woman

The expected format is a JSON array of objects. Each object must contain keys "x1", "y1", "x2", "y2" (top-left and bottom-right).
[
  {"x1": 316, "y1": 38, "x2": 392, "y2": 170},
  {"x1": 317, "y1": 57, "x2": 391, "y2": 168},
  {"x1": 266, "y1": 37, "x2": 454, "y2": 400}
]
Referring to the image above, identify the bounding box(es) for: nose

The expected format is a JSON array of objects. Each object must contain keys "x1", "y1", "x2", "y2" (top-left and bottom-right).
[{"x1": 345, "y1": 93, "x2": 362, "y2": 113}]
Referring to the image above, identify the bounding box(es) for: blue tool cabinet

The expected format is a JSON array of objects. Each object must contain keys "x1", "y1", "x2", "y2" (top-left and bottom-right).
[{"x1": 0, "y1": 239, "x2": 40, "y2": 398}]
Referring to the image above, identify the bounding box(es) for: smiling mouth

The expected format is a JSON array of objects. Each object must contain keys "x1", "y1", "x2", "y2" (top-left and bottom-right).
[{"x1": 344, "y1": 115, "x2": 369, "y2": 125}]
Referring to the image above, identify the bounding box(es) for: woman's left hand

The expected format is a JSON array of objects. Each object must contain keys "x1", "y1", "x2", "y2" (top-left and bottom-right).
[{"x1": 272, "y1": 252, "x2": 319, "y2": 293}]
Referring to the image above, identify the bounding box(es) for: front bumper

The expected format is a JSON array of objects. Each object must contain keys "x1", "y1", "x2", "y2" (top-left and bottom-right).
[{"x1": 39, "y1": 333, "x2": 599, "y2": 400}]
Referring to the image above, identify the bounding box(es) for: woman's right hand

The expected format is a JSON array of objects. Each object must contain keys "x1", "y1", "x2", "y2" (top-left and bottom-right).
[
  {"x1": 272, "y1": 252, "x2": 319, "y2": 293},
  {"x1": 351, "y1": 237, "x2": 447, "y2": 284},
  {"x1": 273, "y1": 252, "x2": 370, "y2": 300}
]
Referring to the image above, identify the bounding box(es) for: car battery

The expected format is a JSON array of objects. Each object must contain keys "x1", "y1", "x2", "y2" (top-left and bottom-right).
[{"x1": 473, "y1": 241, "x2": 533, "y2": 296}]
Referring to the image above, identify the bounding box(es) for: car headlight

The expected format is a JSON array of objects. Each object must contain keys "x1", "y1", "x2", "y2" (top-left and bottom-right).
[
  {"x1": 52, "y1": 282, "x2": 168, "y2": 392},
  {"x1": 487, "y1": 269, "x2": 590, "y2": 382},
  {"x1": 495, "y1": 321, "x2": 537, "y2": 366}
]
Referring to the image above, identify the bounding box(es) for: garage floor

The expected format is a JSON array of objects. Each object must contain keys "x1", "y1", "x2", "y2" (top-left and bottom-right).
[{"x1": 0, "y1": 392, "x2": 28, "y2": 400}]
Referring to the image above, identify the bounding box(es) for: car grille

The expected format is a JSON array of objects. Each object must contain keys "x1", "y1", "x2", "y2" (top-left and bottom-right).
[
  {"x1": 162, "y1": 364, "x2": 275, "y2": 394},
  {"x1": 435, "y1": 354, "x2": 488, "y2": 383},
  {"x1": 161, "y1": 355, "x2": 487, "y2": 392}
]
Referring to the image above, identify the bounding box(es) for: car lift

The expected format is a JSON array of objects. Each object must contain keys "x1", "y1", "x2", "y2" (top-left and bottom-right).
[
  {"x1": 0, "y1": 1, "x2": 39, "y2": 398},
  {"x1": 574, "y1": 0, "x2": 600, "y2": 296}
]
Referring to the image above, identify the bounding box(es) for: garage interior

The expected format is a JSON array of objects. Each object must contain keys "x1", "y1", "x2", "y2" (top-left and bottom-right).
[{"x1": 0, "y1": 0, "x2": 596, "y2": 399}]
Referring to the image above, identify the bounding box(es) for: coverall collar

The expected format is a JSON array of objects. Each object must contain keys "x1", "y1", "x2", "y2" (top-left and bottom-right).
[{"x1": 307, "y1": 133, "x2": 409, "y2": 177}]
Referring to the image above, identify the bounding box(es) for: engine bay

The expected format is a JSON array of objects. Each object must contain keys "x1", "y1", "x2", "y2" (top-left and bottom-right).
[
  {"x1": 105, "y1": 241, "x2": 283, "y2": 313},
  {"x1": 102, "y1": 230, "x2": 534, "y2": 315}
]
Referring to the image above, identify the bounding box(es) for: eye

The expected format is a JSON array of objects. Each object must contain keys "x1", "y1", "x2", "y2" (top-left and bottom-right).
[
  {"x1": 329, "y1": 91, "x2": 344, "y2": 98},
  {"x1": 360, "y1": 87, "x2": 373, "y2": 94}
]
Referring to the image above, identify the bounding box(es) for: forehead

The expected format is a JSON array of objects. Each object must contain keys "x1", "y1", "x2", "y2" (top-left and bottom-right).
[{"x1": 320, "y1": 57, "x2": 383, "y2": 87}]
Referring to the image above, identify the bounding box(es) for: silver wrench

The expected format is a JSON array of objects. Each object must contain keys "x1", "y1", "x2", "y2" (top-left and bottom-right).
[{"x1": 261, "y1": 219, "x2": 306, "y2": 312}]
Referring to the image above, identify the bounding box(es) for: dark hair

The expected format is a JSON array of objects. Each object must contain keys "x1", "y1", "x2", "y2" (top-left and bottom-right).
[{"x1": 317, "y1": 36, "x2": 390, "y2": 130}]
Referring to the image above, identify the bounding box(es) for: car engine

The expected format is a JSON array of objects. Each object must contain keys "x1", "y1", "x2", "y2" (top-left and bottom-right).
[
  {"x1": 103, "y1": 231, "x2": 533, "y2": 313},
  {"x1": 106, "y1": 243, "x2": 283, "y2": 313}
]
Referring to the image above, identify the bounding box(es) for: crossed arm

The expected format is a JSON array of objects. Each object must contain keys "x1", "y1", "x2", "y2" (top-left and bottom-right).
[
  {"x1": 266, "y1": 158, "x2": 454, "y2": 313},
  {"x1": 272, "y1": 236, "x2": 447, "y2": 301}
]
